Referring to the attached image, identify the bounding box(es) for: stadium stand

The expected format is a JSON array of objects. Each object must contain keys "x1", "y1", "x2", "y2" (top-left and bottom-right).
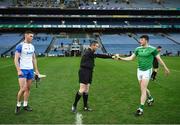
[
  {"x1": 0, "y1": 0, "x2": 13, "y2": 7},
  {"x1": 0, "y1": 33, "x2": 53, "y2": 56},
  {"x1": 0, "y1": 0, "x2": 179, "y2": 57},
  {"x1": 1, "y1": 0, "x2": 179, "y2": 9},
  {"x1": 47, "y1": 34, "x2": 100, "y2": 56},
  {"x1": 136, "y1": 33, "x2": 180, "y2": 55},
  {"x1": 48, "y1": 37, "x2": 72, "y2": 56},
  {"x1": 168, "y1": 33, "x2": 180, "y2": 43},
  {"x1": 0, "y1": 33, "x2": 179, "y2": 56},
  {"x1": 99, "y1": 33, "x2": 180, "y2": 55},
  {"x1": 100, "y1": 34, "x2": 139, "y2": 54},
  {"x1": 79, "y1": 0, "x2": 180, "y2": 9},
  {"x1": 0, "y1": 33, "x2": 22, "y2": 56},
  {"x1": 32, "y1": 33, "x2": 53, "y2": 55}
]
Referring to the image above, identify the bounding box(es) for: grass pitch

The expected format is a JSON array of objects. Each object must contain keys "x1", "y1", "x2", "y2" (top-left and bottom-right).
[{"x1": 0, "y1": 57, "x2": 180, "y2": 124}]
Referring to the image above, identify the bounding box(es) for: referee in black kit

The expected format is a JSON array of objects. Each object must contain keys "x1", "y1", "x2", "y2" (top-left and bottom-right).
[{"x1": 71, "y1": 40, "x2": 113, "y2": 113}]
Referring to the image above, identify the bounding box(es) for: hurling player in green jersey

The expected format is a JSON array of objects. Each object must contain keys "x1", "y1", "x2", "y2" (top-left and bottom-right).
[{"x1": 117, "y1": 35, "x2": 169, "y2": 116}]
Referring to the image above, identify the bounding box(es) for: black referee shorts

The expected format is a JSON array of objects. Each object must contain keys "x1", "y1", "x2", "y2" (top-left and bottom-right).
[{"x1": 79, "y1": 68, "x2": 93, "y2": 84}]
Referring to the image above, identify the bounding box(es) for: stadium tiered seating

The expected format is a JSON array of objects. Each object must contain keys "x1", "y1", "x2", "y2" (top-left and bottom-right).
[
  {"x1": 49, "y1": 36, "x2": 97, "y2": 55},
  {"x1": 100, "y1": 34, "x2": 138, "y2": 54},
  {"x1": 33, "y1": 34, "x2": 52, "y2": 54},
  {"x1": 135, "y1": 33, "x2": 180, "y2": 55},
  {"x1": 0, "y1": 33, "x2": 179, "y2": 56},
  {"x1": 0, "y1": 0, "x2": 13, "y2": 7},
  {"x1": 48, "y1": 38, "x2": 72, "y2": 56},
  {"x1": 77, "y1": 38, "x2": 93, "y2": 45},
  {"x1": 79, "y1": 0, "x2": 180, "y2": 9},
  {"x1": 16, "y1": 0, "x2": 61, "y2": 8},
  {"x1": 131, "y1": 0, "x2": 162, "y2": 8},
  {"x1": 163, "y1": 0, "x2": 180, "y2": 8},
  {"x1": 168, "y1": 33, "x2": 180, "y2": 43},
  {"x1": 55, "y1": 38, "x2": 72, "y2": 45},
  {"x1": 1, "y1": 0, "x2": 179, "y2": 9},
  {"x1": 100, "y1": 33, "x2": 180, "y2": 55},
  {"x1": 0, "y1": 33, "x2": 22, "y2": 55},
  {"x1": 136, "y1": 33, "x2": 175, "y2": 44}
]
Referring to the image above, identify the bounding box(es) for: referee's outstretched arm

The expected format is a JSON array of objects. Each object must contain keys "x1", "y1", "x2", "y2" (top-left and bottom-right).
[{"x1": 94, "y1": 53, "x2": 113, "y2": 59}]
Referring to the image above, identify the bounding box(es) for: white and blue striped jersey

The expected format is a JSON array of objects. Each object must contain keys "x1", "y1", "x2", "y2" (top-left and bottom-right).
[{"x1": 15, "y1": 42, "x2": 35, "y2": 69}]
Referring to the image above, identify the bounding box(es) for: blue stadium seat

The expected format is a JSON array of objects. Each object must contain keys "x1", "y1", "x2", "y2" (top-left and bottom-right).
[
  {"x1": 0, "y1": 34, "x2": 22, "y2": 55},
  {"x1": 100, "y1": 34, "x2": 138, "y2": 54}
]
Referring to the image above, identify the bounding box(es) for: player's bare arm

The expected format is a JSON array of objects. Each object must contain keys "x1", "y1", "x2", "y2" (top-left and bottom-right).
[
  {"x1": 32, "y1": 53, "x2": 39, "y2": 75},
  {"x1": 113, "y1": 53, "x2": 136, "y2": 61},
  {"x1": 14, "y1": 52, "x2": 22, "y2": 76},
  {"x1": 156, "y1": 54, "x2": 170, "y2": 75}
]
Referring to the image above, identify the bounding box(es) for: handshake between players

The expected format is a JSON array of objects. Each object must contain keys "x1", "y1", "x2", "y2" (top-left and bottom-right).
[{"x1": 112, "y1": 54, "x2": 122, "y2": 60}]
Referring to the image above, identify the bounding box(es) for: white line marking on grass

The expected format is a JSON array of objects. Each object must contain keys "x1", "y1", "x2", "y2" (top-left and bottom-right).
[
  {"x1": 0, "y1": 58, "x2": 46, "y2": 69},
  {"x1": 0, "y1": 64, "x2": 13, "y2": 69},
  {"x1": 75, "y1": 112, "x2": 83, "y2": 125},
  {"x1": 170, "y1": 69, "x2": 180, "y2": 72}
]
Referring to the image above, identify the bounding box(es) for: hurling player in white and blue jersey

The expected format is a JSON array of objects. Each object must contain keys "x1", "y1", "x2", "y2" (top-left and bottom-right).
[{"x1": 14, "y1": 31, "x2": 39, "y2": 114}]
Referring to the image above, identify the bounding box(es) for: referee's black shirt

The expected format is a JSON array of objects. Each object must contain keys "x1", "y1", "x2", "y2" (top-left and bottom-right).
[{"x1": 80, "y1": 48, "x2": 112, "y2": 70}]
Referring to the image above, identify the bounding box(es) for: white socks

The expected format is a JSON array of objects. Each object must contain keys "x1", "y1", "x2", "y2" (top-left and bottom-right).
[
  {"x1": 23, "y1": 101, "x2": 28, "y2": 107},
  {"x1": 17, "y1": 102, "x2": 21, "y2": 107},
  {"x1": 17, "y1": 101, "x2": 28, "y2": 107}
]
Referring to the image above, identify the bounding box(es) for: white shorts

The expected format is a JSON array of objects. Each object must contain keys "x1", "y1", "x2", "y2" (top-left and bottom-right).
[{"x1": 137, "y1": 68, "x2": 152, "y2": 81}]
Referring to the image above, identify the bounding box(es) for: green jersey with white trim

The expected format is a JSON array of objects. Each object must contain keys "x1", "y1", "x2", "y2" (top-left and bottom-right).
[{"x1": 134, "y1": 45, "x2": 158, "y2": 71}]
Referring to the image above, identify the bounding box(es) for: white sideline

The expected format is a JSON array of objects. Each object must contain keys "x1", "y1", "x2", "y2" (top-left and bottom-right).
[
  {"x1": 0, "y1": 57, "x2": 46, "y2": 69},
  {"x1": 171, "y1": 69, "x2": 180, "y2": 72},
  {"x1": 0, "y1": 64, "x2": 13, "y2": 69},
  {"x1": 75, "y1": 112, "x2": 83, "y2": 125}
]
